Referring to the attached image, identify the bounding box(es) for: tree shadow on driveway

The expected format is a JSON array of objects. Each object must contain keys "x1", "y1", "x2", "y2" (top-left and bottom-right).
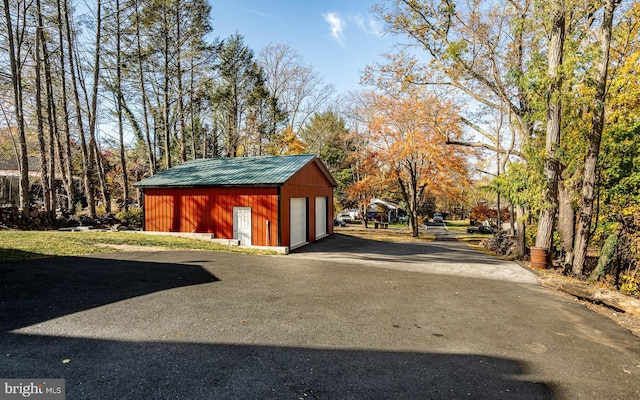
[
  {"x1": 0, "y1": 255, "x2": 218, "y2": 333},
  {"x1": 0, "y1": 333, "x2": 557, "y2": 399},
  {"x1": 0, "y1": 251, "x2": 621, "y2": 399}
]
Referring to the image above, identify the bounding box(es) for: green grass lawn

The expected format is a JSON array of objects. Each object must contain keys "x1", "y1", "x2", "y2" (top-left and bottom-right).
[
  {"x1": 337, "y1": 226, "x2": 435, "y2": 242},
  {"x1": 444, "y1": 219, "x2": 472, "y2": 232},
  {"x1": 0, "y1": 230, "x2": 276, "y2": 263},
  {"x1": 444, "y1": 219, "x2": 492, "y2": 241}
]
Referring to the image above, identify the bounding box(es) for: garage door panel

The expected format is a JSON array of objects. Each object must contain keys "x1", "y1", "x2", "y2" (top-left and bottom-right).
[
  {"x1": 315, "y1": 196, "x2": 327, "y2": 238},
  {"x1": 290, "y1": 197, "x2": 307, "y2": 248}
]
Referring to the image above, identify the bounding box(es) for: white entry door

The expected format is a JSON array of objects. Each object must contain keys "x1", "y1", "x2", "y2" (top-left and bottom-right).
[
  {"x1": 315, "y1": 196, "x2": 327, "y2": 238},
  {"x1": 290, "y1": 197, "x2": 307, "y2": 248},
  {"x1": 233, "y1": 207, "x2": 252, "y2": 246}
]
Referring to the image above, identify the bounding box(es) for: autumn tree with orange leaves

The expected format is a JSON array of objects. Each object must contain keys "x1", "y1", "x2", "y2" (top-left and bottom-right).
[{"x1": 350, "y1": 90, "x2": 470, "y2": 237}]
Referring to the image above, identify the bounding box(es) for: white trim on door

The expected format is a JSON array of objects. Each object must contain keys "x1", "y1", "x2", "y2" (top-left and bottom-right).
[{"x1": 233, "y1": 207, "x2": 252, "y2": 246}]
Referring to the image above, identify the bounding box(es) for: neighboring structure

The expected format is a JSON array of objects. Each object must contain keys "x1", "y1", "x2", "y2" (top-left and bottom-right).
[
  {"x1": 0, "y1": 157, "x2": 41, "y2": 205},
  {"x1": 134, "y1": 154, "x2": 337, "y2": 252},
  {"x1": 367, "y1": 198, "x2": 402, "y2": 222}
]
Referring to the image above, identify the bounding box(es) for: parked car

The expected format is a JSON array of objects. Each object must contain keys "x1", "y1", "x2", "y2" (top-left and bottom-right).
[
  {"x1": 334, "y1": 218, "x2": 347, "y2": 227},
  {"x1": 337, "y1": 212, "x2": 352, "y2": 223},
  {"x1": 466, "y1": 225, "x2": 494, "y2": 234},
  {"x1": 433, "y1": 213, "x2": 443, "y2": 223}
]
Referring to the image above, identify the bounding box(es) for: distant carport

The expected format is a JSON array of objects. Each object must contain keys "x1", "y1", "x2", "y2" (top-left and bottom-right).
[{"x1": 367, "y1": 198, "x2": 401, "y2": 222}]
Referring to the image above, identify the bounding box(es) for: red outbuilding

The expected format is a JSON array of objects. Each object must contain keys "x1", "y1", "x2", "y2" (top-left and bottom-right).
[{"x1": 134, "y1": 154, "x2": 337, "y2": 252}]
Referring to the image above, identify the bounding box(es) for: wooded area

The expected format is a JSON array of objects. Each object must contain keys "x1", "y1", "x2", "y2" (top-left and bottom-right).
[
  {"x1": 1, "y1": 0, "x2": 339, "y2": 216},
  {"x1": 373, "y1": 0, "x2": 640, "y2": 296},
  {"x1": 1, "y1": 0, "x2": 639, "y2": 296}
]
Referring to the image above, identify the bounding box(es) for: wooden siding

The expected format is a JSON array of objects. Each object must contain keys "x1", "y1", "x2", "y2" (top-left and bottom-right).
[
  {"x1": 143, "y1": 187, "x2": 279, "y2": 247},
  {"x1": 142, "y1": 158, "x2": 335, "y2": 249},
  {"x1": 280, "y1": 161, "x2": 334, "y2": 247}
]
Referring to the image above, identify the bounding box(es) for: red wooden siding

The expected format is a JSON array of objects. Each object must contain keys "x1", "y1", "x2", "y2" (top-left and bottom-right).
[
  {"x1": 143, "y1": 187, "x2": 279, "y2": 246},
  {"x1": 142, "y1": 159, "x2": 334, "y2": 249},
  {"x1": 280, "y1": 161, "x2": 334, "y2": 247}
]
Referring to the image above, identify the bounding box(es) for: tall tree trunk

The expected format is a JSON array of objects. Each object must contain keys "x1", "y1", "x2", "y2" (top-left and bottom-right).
[
  {"x1": 115, "y1": 0, "x2": 129, "y2": 211},
  {"x1": 92, "y1": 144, "x2": 111, "y2": 213},
  {"x1": 3, "y1": 0, "x2": 30, "y2": 220},
  {"x1": 557, "y1": 175, "x2": 575, "y2": 267},
  {"x1": 516, "y1": 205, "x2": 526, "y2": 258},
  {"x1": 190, "y1": 58, "x2": 198, "y2": 159},
  {"x1": 133, "y1": 0, "x2": 155, "y2": 174},
  {"x1": 397, "y1": 165, "x2": 420, "y2": 238},
  {"x1": 176, "y1": 0, "x2": 187, "y2": 162},
  {"x1": 535, "y1": 0, "x2": 565, "y2": 250},
  {"x1": 41, "y1": 18, "x2": 58, "y2": 218},
  {"x1": 202, "y1": 117, "x2": 209, "y2": 158},
  {"x1": 572, "y1": 0, "x2": 619, "y2": 276},
  {"x1": 36, "y1": 0, "x2": 58, "y2": 218},
  {"x1": 64, "y1": 0, "x2": 96, "y2": 217},
  {"x1": 88, "y1": 0, "x2": 109, "y2": 213},
  {"x1": 34, "y1": 4, "x2": 52, "y2": 221},
  {"x1": 78, "y1": 73, "x2": 110, "y2": 214},
  {"x1": 163, "y1": 8, "x2": 172, "y2": 169},
  {"x1": 55, "y1": 0, "x2": 75, "y2": 212}
]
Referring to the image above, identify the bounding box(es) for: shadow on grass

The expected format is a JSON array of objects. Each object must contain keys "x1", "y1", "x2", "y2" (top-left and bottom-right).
[
  {"x1": 0, "y1": 333, "x2": 557, "y2": 399},
  {"x1": 0, "y1": 256, "x2": 218, "y2": 332},
  {"x1": 0, "y1": 248, "x2": 51, "y2": 263}
]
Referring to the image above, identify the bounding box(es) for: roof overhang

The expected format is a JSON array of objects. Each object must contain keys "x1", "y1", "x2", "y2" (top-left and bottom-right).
[{"x1": 309, "y1": 157, "x2": 338, "y2": 187}]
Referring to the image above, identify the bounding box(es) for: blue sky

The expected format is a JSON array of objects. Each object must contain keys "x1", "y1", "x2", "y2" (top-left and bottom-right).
[{"x1": 209, "y1": 1, "x2": 396, "y2": 94}]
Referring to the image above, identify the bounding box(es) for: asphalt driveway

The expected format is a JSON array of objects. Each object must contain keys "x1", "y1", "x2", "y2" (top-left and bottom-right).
[
  {"x1": 289, "y1": 230, "x2": 538, "y2": 284},
  {"x1": 1, "y1": 234, "x2": 639, "y2": 399}
]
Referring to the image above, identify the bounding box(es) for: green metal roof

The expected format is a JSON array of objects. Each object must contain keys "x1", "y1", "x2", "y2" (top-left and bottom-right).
[{"x1": 134, "y1": 154, "x2": 337, "y2": 188}]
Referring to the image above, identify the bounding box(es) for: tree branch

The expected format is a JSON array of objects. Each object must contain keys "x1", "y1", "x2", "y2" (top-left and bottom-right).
[{"x1": 445, "y1": 138, "x2": 524, "y2": 159}]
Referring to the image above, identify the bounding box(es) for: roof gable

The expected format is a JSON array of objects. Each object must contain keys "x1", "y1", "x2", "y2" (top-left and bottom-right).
[{"x1": 135, "y1": 154, "x2": 337, "y2": 188}]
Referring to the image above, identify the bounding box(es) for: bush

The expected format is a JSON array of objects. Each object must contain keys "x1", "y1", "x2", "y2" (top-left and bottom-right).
[
  {"x1": 620, "y1": 274, "x2": 640, "y2": 298},
  {"x1": 589, "y1": 206, "x2": 640, "y2": 296},
  {"x1": 116, "y1": 208, "x2": 143, "y2": 227},
  {"x1": 483, "y1": 231, "x2": 518, "y2": 258}
]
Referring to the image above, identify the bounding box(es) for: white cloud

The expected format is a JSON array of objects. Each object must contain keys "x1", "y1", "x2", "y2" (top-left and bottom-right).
[
  {"x1": 350, "y1": 14, "x2": 383, "y2": 37},
  {"x1": 323, "y1": 12, "x2": 346, "y2": 45},
  {"x1": 367, "y1": 19, "x2": 384, "y2": 37},
  {"x1": 351, "y1": 14, "x2": 365, "y2": 32}
]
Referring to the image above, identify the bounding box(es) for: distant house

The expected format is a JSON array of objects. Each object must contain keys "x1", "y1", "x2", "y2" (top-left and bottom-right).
[
  {"x1": 367, "y1": 198, "x2": 402, "y2": 222},
  {"x1": 134, "y1": 154, "x2": 337, "y2": 252},
  {"x1": 0, "y1": 157, "x2": 41, "y2": 205}
]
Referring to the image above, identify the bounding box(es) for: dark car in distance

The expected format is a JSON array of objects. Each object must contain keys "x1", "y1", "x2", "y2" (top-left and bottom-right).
[{"x1": 466, "y1": 225, "x2": 494, "y2": 234}]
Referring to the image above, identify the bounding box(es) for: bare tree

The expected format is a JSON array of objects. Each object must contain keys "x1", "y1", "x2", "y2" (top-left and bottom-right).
[
  {"x1": 55, "y1": 0, "x2": 77, "y2": 211},
  {"x1": 64, "y1": 0, "x2": 97, "y2": 217},
  {"x1": 259, "y1": 44, "x2": 334, "y2": 134},
  {"x1": 34, "y1": 0, "x2": 52, "y2": 220},
  {"x1": 132, "y1": 0, "x2": 156, "y2": 173},
  {"x1": 115, "y1": 0, "x2": 129, "y2": 210},
  {"x1": 3, "y1": 0, "x2": 31, "y2": 220}
]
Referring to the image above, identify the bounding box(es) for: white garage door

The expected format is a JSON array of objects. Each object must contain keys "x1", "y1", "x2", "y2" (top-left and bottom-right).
[
  {"x1": 290, "y1": 197, "x2": 307, "y2": 248},
  {"x1": 315, "y1": 196, "x2": 327, "y2": 238}
]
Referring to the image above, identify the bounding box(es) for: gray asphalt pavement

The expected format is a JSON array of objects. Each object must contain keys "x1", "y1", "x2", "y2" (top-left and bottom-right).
[{"x1": 1, "y1": 233, "x2": 639, "y2": 399}]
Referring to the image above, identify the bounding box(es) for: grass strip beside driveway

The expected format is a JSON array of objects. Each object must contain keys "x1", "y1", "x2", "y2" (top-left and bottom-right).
[
  {"x1": 0, "y1": 231, "x2": 275, "y2": 262},
  {"x1": 336, "y1": 226, "x2": 436, "y2": 243}
]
